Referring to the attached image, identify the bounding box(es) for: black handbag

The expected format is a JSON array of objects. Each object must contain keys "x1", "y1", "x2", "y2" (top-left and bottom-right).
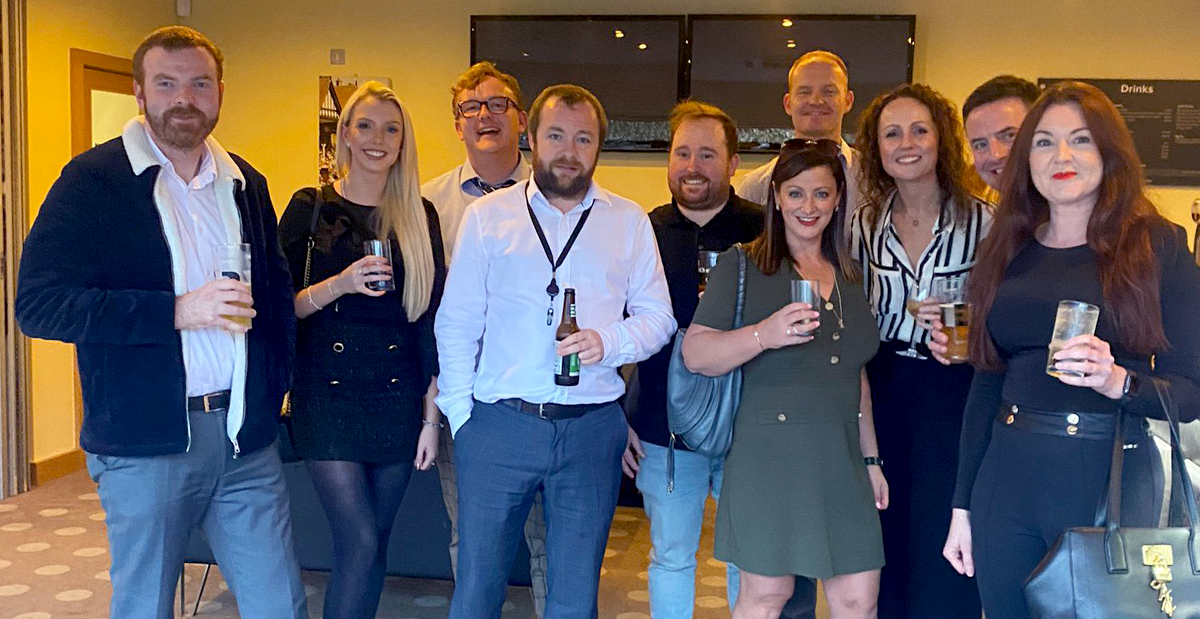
[
  {"x1": 277, "y1": 188, "x2": 328, "y2": 463},
  {"x1": 1024, "y1": 378, "x2": 1200, "y2": 618},
  {"x1": 663, "y1": 245, "x2": 746, "y2": 491}
]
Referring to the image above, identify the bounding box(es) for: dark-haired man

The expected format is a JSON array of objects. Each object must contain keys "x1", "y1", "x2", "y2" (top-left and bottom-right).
[
  {"x1": 631, "y1": 100, "x2": 764, "y2": 618},
  {"x1": 436, "y1": 84, "x2": 675, "y2": 618},
  {"x1": 17, "y1": 25, "x2": 305, "y2": 618},
  {"x1": 962, "y1": 75, "x2": 1040, "y2": 191}
]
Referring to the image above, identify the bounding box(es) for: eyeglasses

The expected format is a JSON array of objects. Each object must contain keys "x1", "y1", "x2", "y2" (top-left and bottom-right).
[
  {"x1": 457, "y1": 96, "x2": 518, "y2": 118},
  {"x1": 779, "y1": 138, "x2": 841, "y2": 157}
]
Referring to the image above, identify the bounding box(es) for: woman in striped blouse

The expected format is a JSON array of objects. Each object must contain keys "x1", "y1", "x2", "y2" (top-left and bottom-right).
[{"x1": 849, "y1": 83, "x2": 992, "y2": 619}]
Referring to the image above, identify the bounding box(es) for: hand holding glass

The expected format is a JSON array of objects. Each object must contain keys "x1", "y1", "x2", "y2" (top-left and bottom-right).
[
  {"x1": 213, "y1": 243, "x2": 253, "y2": 329},
  {"x1": 1046, "y1": 301, "x2": 1100, "y2": 377},
  {"x1": 934, "y1": 276, "x2": 970, "y2": 362},
  {"x1": 362, "y1": 240, "x2": 396, "y2": 292},
  {"x1": 790, "y1": 279, "x2": 821, "y2": 337}
]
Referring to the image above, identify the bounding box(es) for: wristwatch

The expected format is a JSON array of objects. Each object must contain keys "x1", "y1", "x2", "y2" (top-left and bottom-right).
[
  {"x1": 864, "y1": 456, "x2": 884, "y2": 467},
  {"x1": 1120, "y1": 370, "x2": 1140, "y2": 403}
]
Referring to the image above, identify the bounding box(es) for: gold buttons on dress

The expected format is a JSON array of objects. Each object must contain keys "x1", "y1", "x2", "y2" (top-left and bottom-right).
[
  {"x1": 1067, "y1": 425, "x2": 1079, "y2": 436},
  {"x1": 825, "y1": 302, "x2": 834, "y2": 311},
  {"x1": 777, "y1": 413, "x2": 787, "y2": 422},
  {"x1": 332, "y1": 342, "x2": 345, "y2": 353},
  {"x1": 1067, "y1": 413, "x2": 1080, "y2": 425},
  {"x1": 1006, "y1": 414, "x2": 1015, "y2": 425},
  {"x1": 830, "y1": 355, "x2": 840, "y2": 364}
]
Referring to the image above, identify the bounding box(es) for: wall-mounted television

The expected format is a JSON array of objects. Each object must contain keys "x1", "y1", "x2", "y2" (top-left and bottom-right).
[
  {"x1": 472, "y1": 15, "x2": 685, "y2": 151},
  {"x1": 471, "y1": 14, "x2": 915, "y2": 153},
  {"x1": 688, "y1": 15, "x2": 915, "y2": 153}
]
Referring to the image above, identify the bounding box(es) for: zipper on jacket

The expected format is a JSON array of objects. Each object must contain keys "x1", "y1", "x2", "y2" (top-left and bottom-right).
[{"x1": 231, "y1": 436, "x2": 241, "y2": 459}]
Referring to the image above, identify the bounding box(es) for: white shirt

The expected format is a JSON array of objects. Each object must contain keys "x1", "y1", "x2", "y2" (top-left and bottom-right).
[
  {"x1": 144, "y1": 127, "x2": 235, "y2": 396},
  {"x1": 434, "y1": 178, "x2": 676, "y2": 435},
  {"x1": 850, "y1": 191, "x2": 994, "y2": 345},
  {"x1": 421, "y1": 158, "x2": 531, "y2": 260},
  {"x1": 736, "y1": 140, "x2": 861, "y2": 214}
]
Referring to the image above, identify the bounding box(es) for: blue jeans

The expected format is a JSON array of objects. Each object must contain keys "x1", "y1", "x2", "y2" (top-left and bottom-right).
[
  {"x1": 450, "y1": 399, "x2": 628, "y2": 619},
  {"x1": 86, "y1": 408, "x2": 307, "y2": 619},
  {"x1": 636, "y1": 441, "x2": 737, "y2": 618}
]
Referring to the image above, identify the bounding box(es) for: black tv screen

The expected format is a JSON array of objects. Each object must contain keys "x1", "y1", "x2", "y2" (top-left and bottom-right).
[
  {"x1": 688, "y1": 15, "x2": 915, "y2": 152},
  {"x1": 472, "y1": 16, "x2": 685, "y2": 151}
]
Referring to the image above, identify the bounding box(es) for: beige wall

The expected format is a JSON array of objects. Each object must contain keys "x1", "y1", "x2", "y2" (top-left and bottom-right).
[
  {"x1": 25, "y1": 0, "x2": 175, "y2": 461},
  {"x1": 23, "y1": 0, "x2": 1200, "y2": 459}
]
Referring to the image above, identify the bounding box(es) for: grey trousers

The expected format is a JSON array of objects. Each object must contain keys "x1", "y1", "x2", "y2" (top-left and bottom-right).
[
  {"x1": 86, "y1": 408, "x2": 307, "y2": 619},
  {"x1": 438, "y1": 423, "x2": 548, "y2": 617}
]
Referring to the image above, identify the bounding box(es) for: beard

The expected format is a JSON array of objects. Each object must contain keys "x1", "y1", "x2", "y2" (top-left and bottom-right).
[
  {"x1": 533, "y1": 153, "x2": 596, "y2": 201},
  {"x1": 145, "y1": 104, "x2": 218, "y2": 152},
  {"x1": 669, "y1": 173, "x2": 727, "y2": 211}
]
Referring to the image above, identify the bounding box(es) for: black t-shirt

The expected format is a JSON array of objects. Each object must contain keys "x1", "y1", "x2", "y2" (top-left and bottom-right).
[{"x1": 629, "y1": 191, "x2": 764, "y2": 448}]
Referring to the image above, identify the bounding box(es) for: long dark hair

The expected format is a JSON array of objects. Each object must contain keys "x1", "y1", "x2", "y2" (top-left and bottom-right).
[
  {"x1": 968, "y1": 81, "x2": 1169, "y2": 370},
  {"x1": 855, "y1": 83, "x2": 983, "y2": 227},
  {"x1": 747, "y1": 141, "x2": 860, "y2": 282}
]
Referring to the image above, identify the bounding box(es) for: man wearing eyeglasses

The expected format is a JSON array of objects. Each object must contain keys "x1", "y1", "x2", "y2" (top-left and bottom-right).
[
  {"x1": 736, "y1": 50, "x2": 861, "y2": 222},
  {"x1": 421, "y1": 61, "x2": 548, "y2": 618}
]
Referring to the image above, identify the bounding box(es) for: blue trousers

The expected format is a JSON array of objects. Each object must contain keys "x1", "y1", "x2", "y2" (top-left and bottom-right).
[
  {"x1": 86, "y1": 408, "x2": 307, "y2": 619},
  {"x1": 449, "y1": 399, "x2": 628, "y2": 619}
]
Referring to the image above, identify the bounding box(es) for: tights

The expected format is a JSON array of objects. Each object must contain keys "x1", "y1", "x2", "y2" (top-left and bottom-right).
[{"x1": 306, "y1": 459, "x2": 415, "y2": 619}]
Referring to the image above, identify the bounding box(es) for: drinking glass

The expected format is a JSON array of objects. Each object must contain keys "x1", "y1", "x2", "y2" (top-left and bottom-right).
[
  {"x1": 897, "y1": 279, "x2": 932, "y2": 359},
  {"x1": 1046, "y1": 300, "x2": 1100, "y2": 377},
  {"x1": 362, "y1": 240, "x2": 396, "y2": 292},
  {"x1": 697, "y1": 250, "x2": 720, "y2": 293},
  {"x1": 790, "y1": 279, "x2": 821, "y2": 337},
  {"x1": 213, "y1": 243, "x2": 252, "y2": 329}
]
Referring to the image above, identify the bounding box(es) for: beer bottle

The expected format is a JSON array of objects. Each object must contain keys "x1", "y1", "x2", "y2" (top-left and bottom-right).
[{"x1": 555, "y1": 288, "x2": 580, "y2": 386}]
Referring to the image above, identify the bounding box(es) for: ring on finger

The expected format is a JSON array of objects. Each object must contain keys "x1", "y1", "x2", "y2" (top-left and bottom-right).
[{"x1": 786, "y1": 325, "x2": 794, "y2": 336}]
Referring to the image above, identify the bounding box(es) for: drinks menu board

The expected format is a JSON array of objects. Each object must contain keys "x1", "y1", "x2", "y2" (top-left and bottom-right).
[{"x1": 1040, "y1": 78, "x2": 1200, "y2": 186}]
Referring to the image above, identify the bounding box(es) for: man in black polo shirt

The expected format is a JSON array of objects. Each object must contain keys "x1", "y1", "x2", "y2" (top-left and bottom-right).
[{"x1": 628, "y1": 100, "x2": 817, "y2": 618}]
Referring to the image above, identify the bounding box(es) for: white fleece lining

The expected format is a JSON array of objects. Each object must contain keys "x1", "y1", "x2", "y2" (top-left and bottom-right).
[{"x1": 122, "y1": 116, "x2": 249, "y2": 450}]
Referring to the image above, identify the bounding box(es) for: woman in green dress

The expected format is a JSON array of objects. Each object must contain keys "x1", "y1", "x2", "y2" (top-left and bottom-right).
[{"x1": 683, "y1": 139, "x2": 888, "y2": 619}]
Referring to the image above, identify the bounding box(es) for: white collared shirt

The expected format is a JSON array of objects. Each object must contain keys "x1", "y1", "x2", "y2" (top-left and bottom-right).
[
  {"x1": 434, "y1": 178, "x2": 676, "y2": 435},
  {"x1": 144, "y1": 126, "x2": 235, "y2": 396},
  {"x1": 421, "y1": 158, "x2": 531, "y2": 260}
]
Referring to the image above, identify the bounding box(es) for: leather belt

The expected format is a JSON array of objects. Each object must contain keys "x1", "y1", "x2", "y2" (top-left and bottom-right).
[
  {"x1": 497, "y1": 398, "x2": 613, "y2": 421},
  {"x1": 188, "y1": 390, "x2": 231, "y2": 413},
  {"x1": 996, "y1": 402, "x2": 1115, "y2": 440}
]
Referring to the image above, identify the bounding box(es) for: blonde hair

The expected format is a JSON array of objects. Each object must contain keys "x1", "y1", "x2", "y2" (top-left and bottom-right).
[{"x1": 335, "y1": 81, "x2": 434, "y2": 319}]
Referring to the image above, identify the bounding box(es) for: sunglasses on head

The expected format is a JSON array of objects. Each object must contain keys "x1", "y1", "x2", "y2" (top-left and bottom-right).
[{"x1": 779, "y1": 138, "x2": 841, "y2": 157}]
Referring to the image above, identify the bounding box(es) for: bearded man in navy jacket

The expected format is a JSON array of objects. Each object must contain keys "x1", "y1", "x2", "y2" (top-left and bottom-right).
[{"x1": 16, "y1": 26, "x2": 305, "y2": 619}]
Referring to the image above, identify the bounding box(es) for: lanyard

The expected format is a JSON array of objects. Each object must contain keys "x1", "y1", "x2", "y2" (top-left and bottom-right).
[{"x1": 525, "y1": 189, "x2": 593, "y2": 325}]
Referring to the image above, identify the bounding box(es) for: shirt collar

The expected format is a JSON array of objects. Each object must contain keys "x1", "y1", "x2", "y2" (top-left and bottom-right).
[
  {"x1": 526, "y1": 176, "x2": 610, "y2": 215},
  {"x1": 122, "y1": 116, "x2": 244, "y2": 185},
  {"x1": 665, "y1": 187, "x2": 739, "y2": 228},
  {"x1": 143, "y1": 125, "x2": 217, "y2": 189},
  {"x1": 881, "y1": 189, "x2": 952, "y2": 237},
  {"x1": 459, "y1": 157, "x2": 530, "y2": 195}
]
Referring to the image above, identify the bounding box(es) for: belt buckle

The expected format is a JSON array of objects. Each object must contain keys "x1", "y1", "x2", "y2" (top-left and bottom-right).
[
  {"x1": 203, "y1": 393, "x2": 220, "y2": 413},
  {"x1": 537, "y1": 402, "x2": 547, "y2": 419}
]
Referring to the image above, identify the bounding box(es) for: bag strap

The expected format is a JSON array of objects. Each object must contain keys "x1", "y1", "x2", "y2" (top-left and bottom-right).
[
  {"x1": 1100, "y1": 376, "x2": 1200, "y2": 575},
  {"x1": 301, "y1": 187, "x2": 329, "y2": 288},
  {"x1": 732, "y1": 244, "x2": 747, "y2": 329}
]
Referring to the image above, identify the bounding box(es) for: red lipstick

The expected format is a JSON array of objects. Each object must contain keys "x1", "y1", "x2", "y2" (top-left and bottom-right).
[{"x1": 1052, "y1": 172, "x2": 1076, "y2": 180}]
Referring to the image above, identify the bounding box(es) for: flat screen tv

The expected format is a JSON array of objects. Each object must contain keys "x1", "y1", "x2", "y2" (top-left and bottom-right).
[
  {"x1": 472, "y1": 15, "x2": 685, "y2": 151},
  {"x1": 688, "y1": 15, "x2": 915, "y2": 153}
]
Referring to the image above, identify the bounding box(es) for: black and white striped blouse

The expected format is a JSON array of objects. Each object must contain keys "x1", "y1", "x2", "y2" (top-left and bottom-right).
[{"x1": 850, "y1": 190, "x2": 994, "y2": 346}]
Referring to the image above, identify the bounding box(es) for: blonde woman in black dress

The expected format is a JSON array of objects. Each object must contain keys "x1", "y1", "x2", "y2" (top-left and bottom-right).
[{"x1": 279, "y1": 81, "x2": 445, "y2": 619}]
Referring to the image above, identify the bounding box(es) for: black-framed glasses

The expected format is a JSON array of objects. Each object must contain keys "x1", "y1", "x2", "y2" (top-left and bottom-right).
[
  {"x1": 457, "y1": 96, "x2": 517, "y2": 118},
  {"x1": 780, "y1": 138, "x2": 841, "y2": 157}
]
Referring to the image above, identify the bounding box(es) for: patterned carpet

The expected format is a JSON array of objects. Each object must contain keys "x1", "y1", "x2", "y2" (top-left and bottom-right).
[{"x1": 0, "y1": 470, "x2": 815, "y2": 618}]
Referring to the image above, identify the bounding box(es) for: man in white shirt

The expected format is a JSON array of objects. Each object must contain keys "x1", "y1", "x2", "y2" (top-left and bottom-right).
[
  {"x1": 436, "y1": 84, "x2": 676, "y2": 619},
  {"x1": 420, "y1": 61, "x2": 546, "y2": 617},
  {"x1": 736, "y1": 50, "x2": 861, "y2": 220}
]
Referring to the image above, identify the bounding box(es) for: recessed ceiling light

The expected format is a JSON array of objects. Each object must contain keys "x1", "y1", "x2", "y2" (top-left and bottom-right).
[
  {"x1": 781, "y1": 18, "x2": 793, "y2": 27},
  {"x1": 638, "y1": 43, "x2": 648, "y2": 50},
  {"x1": 787, "y1": 40, "x2": 796, "y2": 48},
  {"x1": 615, "y1": 29, "x2": 625, "y2": 38}
]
